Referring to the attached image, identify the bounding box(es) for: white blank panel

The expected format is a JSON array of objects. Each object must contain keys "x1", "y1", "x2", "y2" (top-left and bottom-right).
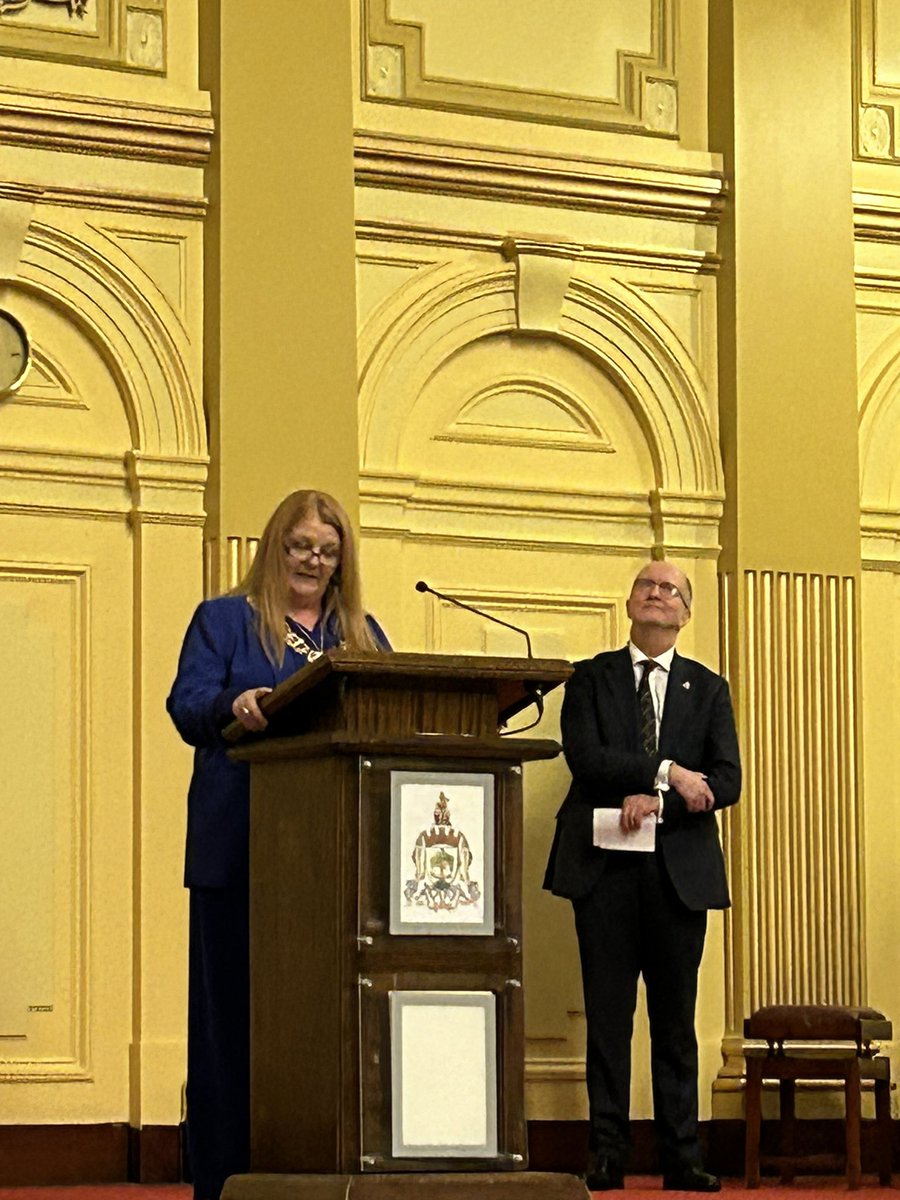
[{"x1": 391, "y1": 991, "x2": 497, "y2": 1157}]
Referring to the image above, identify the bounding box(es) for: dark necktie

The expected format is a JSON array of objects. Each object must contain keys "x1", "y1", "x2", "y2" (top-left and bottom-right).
[{"x1": 637, "y1": 659, "x2": 659, "y2": 756}]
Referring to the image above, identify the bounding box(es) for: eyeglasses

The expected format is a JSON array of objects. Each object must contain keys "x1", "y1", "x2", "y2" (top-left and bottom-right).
[
  {"x1": 284, "y1": 539, "x2": 341, "y2": 567},
  {"x1": 631, "y1": 578, "x2": 688, "y2": 605}
]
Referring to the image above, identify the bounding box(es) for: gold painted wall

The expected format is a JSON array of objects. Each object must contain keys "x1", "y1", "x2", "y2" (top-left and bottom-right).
[
  {"x1": 2, "y1": 0, "x2": 899, "y2": 1152},
  {"x1": 0, "y1": 0, "x2": 208, "y2": 1130}
]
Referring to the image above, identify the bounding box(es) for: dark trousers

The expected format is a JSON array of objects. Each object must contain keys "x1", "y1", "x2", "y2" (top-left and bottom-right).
[
  {"x1": 573, "y1": 851, "x2": 707, "y2": 1173},
  {"x1": 187, "y1": 884, "x2": 250, "y2": 1200}
]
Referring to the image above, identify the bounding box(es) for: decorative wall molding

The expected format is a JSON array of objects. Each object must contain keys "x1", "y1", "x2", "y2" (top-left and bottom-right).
[
  {"x1": 854, "y1": 190, "x2": 900, "y2": 241},
  {"x1": 95, "y1": 223, "x2": 189, "y2": 330},
  {"x1": 862, "y1": 507, "x2": 900, "y2": 569},
  {"x1": 0, "y1": 180, "x2": 207, "y2": 221},
  {"x1": 355, "y1": 132, "x2": 726, "y2": 224},
  {"x1": 0, "y1": 84, "x2": 212, "y2": 166},
  {"x1": 434, "y1": 377, "x2": 614, "y2": 454},
  {"x1": 0, "y1": 0, "x2": 166, "y2": 74},
  {"x1": 363, "y1": 0, "x2": 679, "y2": 138},
  {"x1": 422, "y1": 583, "x2": 615, "y2": 658},
  {"x1": 18, "y1": 220, "x2": 205, "y2": 459},
  {"x1": 0, "y1": 447, "x2": 205, "y2": 524},
  {"x1": 357, "y1": 219, "x2": 720, "y2": 275},
  {"x1": 852, "y1": 0, "x2": 900, "y2": 164},
  {"x1": 858, "y1": 306, "x2": 900, "y2": 563},
  {"x1": 0, "y1": 563, "x2": 89, "y2": 1081},
  {"x1": 718, "y1": 570, "x2": 864, "y2": 1076},
  {"x1": 360, "y1": 469, "x2": 722, "y2": 557},
  {"x1": 358, "y1": 262, "x2": 723, "y2": 505},
  {"x1": 7, "y1": 343, "x2": 87, "y2": 409}
]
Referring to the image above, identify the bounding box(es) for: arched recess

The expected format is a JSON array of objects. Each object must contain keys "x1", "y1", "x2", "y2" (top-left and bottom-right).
[
  {"x1": 359, "y1": 259, "x2": 722, "y2": 502},
  {"x1": 18, "y1": 220, "x2": 206, "y2": 461},
  {"x1": 859, "y1": 327, "x2": 900, "y2": 526},
  {"x1": 0, "y1": 214, "x2": 206, "y2": 1133}
]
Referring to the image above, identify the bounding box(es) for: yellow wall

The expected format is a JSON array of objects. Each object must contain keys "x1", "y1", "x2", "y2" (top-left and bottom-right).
[{"x1": 0, "y1": 0, "x2": 898, "y2": 1147}]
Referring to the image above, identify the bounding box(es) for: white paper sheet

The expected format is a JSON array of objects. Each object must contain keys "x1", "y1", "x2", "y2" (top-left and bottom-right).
[{"x1": 593, "y1": 808, "x2": 657, "y2": 852}]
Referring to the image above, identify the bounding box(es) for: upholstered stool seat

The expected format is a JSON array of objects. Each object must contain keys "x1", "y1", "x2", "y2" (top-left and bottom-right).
[{"x1": 743, "y1": 1005, "x2": 893, "y2": 1189}]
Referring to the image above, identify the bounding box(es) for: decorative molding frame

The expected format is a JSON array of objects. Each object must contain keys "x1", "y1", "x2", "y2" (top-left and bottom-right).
[
  {"x1": 858, "y1": 296, "x2": 900, "y2": 568},
  {"x1": 359, "y1": 261, "x2": 722, "y2": 486},
  {"x1": 355, "y1": 132, "x2": 725, "y2": 225},
  {"x1": 0, "y1": 0, "x2": 167, "y2": 74},
  {"x1": 434, "y1": 377, "x2": 614, "y2": 455},
  {"x1": 855, "y1": 190, "x2": 900, "y2": 242},
  {"x1": 0, "y1": 180, "x2": 207, "y2": 221},
  {"x1": 358, "y1": 256, "x2": 723, "y2": 557},
  {"x1": 852, "y1": 0, "x2": 900, "y2": 164},
  {"x1": 357, "y1": 219, "x2": 719, "y2": 276},
  {"x1": 17, "y1": 220, "x2": 205, "y2": 459},
  {"x1": 0, "y1": 562, "x2": 90, "y2": 1082},
  {"x1": 363, "y1": 0, "x2": 679, "y2": 138},
  {"x1": 360, "y1": 471, "x2": 721, "y2": 557},
  {"x1": 0, "y1": 85, "x2": 212, "y2": 166}
]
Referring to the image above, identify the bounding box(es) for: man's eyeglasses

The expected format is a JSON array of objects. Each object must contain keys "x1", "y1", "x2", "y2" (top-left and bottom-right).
[
  {"x1": 631, "y1": 578, "x2": 688, "y2": 605},
  {"x1": 284, "y1": 539, "x2": 341, "y2": 567}
]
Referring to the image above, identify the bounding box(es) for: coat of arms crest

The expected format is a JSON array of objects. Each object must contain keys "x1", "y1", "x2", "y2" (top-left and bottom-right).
[{"x1": 404, "y1": 791, "x2": 481, "y2": 913}]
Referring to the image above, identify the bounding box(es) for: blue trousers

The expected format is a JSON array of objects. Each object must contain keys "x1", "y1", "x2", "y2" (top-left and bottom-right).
[{"x1": 187, "y1": 884, "x2": 250, "y2": 1200}]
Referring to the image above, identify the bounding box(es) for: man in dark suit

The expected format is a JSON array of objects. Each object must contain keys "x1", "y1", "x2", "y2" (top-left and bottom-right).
[{"x1": 544, "y1": 560, "x2": 741, "y2": 1191}]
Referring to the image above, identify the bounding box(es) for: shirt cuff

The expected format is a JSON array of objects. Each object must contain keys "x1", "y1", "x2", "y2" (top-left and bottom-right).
[{"x1": 654, "y1": 759, "x2": 673, "y2": 791}]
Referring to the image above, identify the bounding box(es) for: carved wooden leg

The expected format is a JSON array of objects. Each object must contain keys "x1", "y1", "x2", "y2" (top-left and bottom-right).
[
  {"x1": 845, "y1": 1058, "x2": 862, "y2": 1190},
  {"x1": 745, "y1": 1055, "x2": 764, "y2": 1189},
  {"x1": 780, "y1": 1077, "x2": 796, "y2": 1184},
  {"x1": 874, "y1": 1061, "x2": 892, "y2": 1186}
]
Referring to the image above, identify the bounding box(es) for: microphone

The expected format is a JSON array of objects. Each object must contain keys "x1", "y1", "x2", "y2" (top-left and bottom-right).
[
  {"x1": 415, "y1": 579, "x2": 533, "y2": 655},
  {"x1": 414, "y1": 580, "x2": 544, "y2": 730}
]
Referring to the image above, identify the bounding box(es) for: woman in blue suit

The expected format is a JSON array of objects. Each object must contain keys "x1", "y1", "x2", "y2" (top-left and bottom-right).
[{"x1": 168, "y1": 489, "x2": 390, "y2": 1200}]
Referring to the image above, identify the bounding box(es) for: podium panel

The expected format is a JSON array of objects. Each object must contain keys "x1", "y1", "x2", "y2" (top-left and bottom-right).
[{"x1": 229, "y1": 651, "x2": 581, "y2": 1198}]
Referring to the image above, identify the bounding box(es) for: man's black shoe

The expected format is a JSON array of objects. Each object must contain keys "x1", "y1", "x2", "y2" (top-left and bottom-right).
[
  {"x1": 584, "y1": 1154, "x2": 625, "y2": 1191},
  {"x1": 662, "y1": 1167, "x2": 721, "y2": 1192}
]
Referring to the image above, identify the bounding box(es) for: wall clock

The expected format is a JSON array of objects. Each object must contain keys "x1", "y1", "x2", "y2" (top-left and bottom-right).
[{"x1": 0, "y1": 308, "x2": 30, "y2": 400}]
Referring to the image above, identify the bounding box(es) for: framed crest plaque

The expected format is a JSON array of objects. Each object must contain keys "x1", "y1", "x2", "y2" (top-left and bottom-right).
[{"x1": 389, "y1": 770, "x2": 494, "y2": 937}]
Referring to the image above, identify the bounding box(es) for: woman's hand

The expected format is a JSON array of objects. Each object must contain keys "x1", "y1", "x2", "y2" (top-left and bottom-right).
[{"x1": 232, "y1": 687, "x2": 273, "y2": 732}]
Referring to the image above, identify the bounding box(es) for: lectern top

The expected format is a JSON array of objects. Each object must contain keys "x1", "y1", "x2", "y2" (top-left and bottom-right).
[{"x1": 223, "y1": 649, "x2": 571, "y2": 743}]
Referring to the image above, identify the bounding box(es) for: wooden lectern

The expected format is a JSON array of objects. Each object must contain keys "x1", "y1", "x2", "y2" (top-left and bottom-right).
[{"x1": 223, "y1": 650, "x2": 587, "y2": 1200}]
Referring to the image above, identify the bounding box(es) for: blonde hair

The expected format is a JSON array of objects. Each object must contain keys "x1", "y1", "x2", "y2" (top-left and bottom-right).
[{"x1": 236, "y1": 489, "x2": 380, "y2": 666}]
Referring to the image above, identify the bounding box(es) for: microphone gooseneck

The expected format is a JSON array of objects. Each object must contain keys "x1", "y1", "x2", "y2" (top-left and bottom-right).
[
  {"x1": 414, "y1": 580, "x2": 533, "y2": 658},
  {"x1": 413, "y1": 579, "x2": 544, "y2": 733}
]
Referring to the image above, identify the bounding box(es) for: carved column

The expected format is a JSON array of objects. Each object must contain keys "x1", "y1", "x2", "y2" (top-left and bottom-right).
[{"x1": 709, "y1": 0, "x2": 864, "y2": 1106}]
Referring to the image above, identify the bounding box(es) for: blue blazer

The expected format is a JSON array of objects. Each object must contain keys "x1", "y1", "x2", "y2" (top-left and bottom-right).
[
  {"x1": 543, "y1": 646, "x2": 741, "y2": 910},
  {"x1": 167, "y1": 594, "x2": 390, "y2": 888}
]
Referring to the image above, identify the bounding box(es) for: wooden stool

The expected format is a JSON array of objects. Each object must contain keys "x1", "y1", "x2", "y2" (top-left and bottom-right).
[{"x1": 744, "y1": 1005, "x2": 893, "y2": 1189}]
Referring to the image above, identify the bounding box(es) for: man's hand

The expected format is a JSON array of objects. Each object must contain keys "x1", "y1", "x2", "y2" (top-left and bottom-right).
[
  {"x1": 620, "y1": 793, "x2": 660, "y2": 832},
  {"x1": 669, "y1": 763, "x2": 715, "y2": 813}
]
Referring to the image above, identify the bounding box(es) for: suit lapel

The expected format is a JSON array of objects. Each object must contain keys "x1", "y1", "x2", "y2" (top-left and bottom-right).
[
  {"x1": 658, "y1": 650, "x2": 691, "y2": 756},
  {"x1": 597, "y1": 646, "x2": 641, "y2": 748}
]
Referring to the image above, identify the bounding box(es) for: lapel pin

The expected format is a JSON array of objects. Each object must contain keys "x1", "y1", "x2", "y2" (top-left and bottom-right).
[{"x1": 683, "y1": 681, "x2": 691, "y2": 690}]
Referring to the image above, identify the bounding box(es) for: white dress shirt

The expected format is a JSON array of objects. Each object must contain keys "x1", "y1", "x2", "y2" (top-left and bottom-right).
[{"x1": 628, "y1": 641, "x2": 675, "y2": 816}]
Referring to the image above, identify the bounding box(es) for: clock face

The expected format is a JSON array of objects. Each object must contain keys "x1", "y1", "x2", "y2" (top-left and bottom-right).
[{"x1": 0, "y1": 309, "x2": 30, "y2": 397}]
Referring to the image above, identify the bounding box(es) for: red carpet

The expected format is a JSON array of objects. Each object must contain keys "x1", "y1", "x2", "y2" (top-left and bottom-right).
[
  {"x1": 0, "y1": 1189, "x2": 192, "y2": 1200},
  {"x1": 605, "y1": 1181, "x2": 894, "y2": 1196},
  {"x1": 0, "y1": 1181, "x2": 892, "y2": 1199}
]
